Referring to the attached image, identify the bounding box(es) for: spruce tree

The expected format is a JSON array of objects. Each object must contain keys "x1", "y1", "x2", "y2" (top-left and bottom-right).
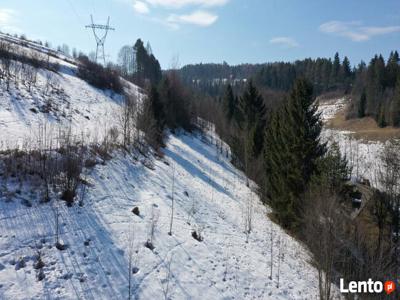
[
  {"x1": 264, "y1": 78, "x2": 326, "y2": 229},
  {"x1": 342, "y1": 56, "x2": 351, "y2": 79},
  {"x1": 159, "y1": 73, "x2": 191, "y2": 131},
  {"x1": 358, "y1": 90, "x2": 367, "y2": 118},
  {"x1": 134, "y1": 39, "x2": 147, "y2": 84},
  {"x1": 133, "y1": 39, "x2": 162, "y2": 86},
  {"x1": 391, "y1": 77, "x2": 400, "y2": 126},
  {"x1": 223, "y1": 84, "x2": 236, "y2": 121},
  {"x1": 148, "y1": 85, "x2": 165, "y2": 146},
  {"x1": 342, "y1": 56, "x2": 352, "y2": 90},
  {"x1": 312, "y1": 142, "x2": 351, "y2": 193},
  {"x1": 386, "y1": 51, "x2": 400, "y2": 88},
  {"x1": 238, "y1": 81, "x2": 266, "y2": 157},
  {"x1": 330, "y1": 52, "x2": 341, "y2": 88}
]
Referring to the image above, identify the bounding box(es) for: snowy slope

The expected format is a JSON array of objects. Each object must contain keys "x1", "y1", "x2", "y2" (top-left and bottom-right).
[
  {"x1": 318, "y1": 98, "x2": 385, "y2": 187},
  {"x1": 0, "y1": 36, "x2": 342, "y2": 299},
  {"x1": 0, "y1": 131, "x2": 337, "y2": 300},
  {"x1": 0, "y1": 37, "x2": 141, "y2": 149}
]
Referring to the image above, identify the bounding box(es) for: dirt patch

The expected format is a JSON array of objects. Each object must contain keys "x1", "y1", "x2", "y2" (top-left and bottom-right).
[{"x1": 326, "y1": 108, "x2": 400, "y2": 142}]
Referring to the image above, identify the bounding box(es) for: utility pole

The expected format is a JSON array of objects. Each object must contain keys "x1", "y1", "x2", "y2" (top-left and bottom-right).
[{"x1": 85, "y1": 15, "x2": 115, "y2": 65}]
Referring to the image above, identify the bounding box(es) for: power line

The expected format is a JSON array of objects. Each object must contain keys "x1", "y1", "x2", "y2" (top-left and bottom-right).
[{"x1": 65, "y1": 0, "x2": 84, "y2": 25}]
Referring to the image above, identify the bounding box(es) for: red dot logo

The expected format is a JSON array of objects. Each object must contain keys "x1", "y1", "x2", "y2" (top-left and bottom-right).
[{"x1": 384, "y1": 281, "x2": 396, "y2": 295}]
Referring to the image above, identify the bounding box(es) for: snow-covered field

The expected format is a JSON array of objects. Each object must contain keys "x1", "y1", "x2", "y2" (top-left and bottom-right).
[
  {"x1": 0, "y1": 131, "x2": 335, "y2": 300},
  {"x1": 318, "y1": 98, "x2": 385, "y2": 188},
  {"x1": 322, "y1": 128, "x2": 384, "y2": 186}
]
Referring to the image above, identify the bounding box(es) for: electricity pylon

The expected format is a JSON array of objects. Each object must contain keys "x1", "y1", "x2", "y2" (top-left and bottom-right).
[{"x1": 85, "y1": 15, "x2": 115, "y2": 65}]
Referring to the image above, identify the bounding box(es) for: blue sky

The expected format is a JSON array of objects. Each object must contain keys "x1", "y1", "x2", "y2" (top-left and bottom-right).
[{"x1": 0, "y1": 0, "x2": 399, "y2": 68}]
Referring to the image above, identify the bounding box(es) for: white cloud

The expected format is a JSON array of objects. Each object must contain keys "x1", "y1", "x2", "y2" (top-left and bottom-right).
[
  {"x1": 167, "y1": 10, "x2": 218, "y2": 27},
  {"x1": 319, "y1": 21, "x2": 400, "y2": 41},
  {"x1": 0, "y1": 9, "x2": 20, "y2": 34},
  {"x1": 120, "y1": 0, "x2": 228, "y2": 28},
  {"x1": 0, "y1": 9, "x2": 14, "y2": 23},
  {"x1": 133, "y1": 1, "x2": 150, "y2": 14},
  {"x1": 145, "y1": 0, "x2": 228, "y2": 9},
  {"x1": 269, "y1": 37, "x2": 299, "y2": 48}
]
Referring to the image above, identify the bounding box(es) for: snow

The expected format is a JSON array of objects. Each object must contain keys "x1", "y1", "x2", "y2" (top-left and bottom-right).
[
  {"x1": 322, "y1": 128, "x2": 384, "y2": 187},
  {"x1": 0, "y1": 32, "x2": 77, "y2": 68},
  {"x1": 317, "y1": 97, "x2": 347, "y2": 121},
  {"x1": 318, "y1": 98, "x2": 386, "y2": 188},
  {"x1": 0, "y1": 36, "x2": 341, "y2": 299},
  {"x1": 0, "y1": 38, "x2": 142, "y2": 149},
  {"x1": 0, "y1": 131, "x2": 338, "y2": 299}
]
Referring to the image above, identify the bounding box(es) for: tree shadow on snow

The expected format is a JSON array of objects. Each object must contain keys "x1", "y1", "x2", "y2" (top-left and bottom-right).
[{"x1": 163, "y1": 147, "x2": 230, "y2": 198}]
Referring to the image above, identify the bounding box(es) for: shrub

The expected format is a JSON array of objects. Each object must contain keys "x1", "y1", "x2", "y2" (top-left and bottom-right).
[
  {"x1": 77, "y1": 55, "x2": 123, "y2": 93},
  {"x1": 59, "y1": 145, "x2": 83, "y2": 205},
  {"x1": 34, "y1": 251, "x2": 45, "y2": 270}
]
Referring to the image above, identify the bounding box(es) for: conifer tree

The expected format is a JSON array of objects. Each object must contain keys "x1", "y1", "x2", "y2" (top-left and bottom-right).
[
  {"x1": 391, "y1": 77, "x2": 400, "y2": 127},
  {"x1": 238, "y1": 81, "x2": 266, "y2": 157},
  {"x1": 223, "y1": 84, "x2": 236, "y2": 121},
  {"x1": 330, "y1": 52, "x2": 341, "y2": 87},
  {"x1": 358, "y1": 90, "x2": 367, "y2": 118},
  {"x1": 264, "y1": 78, "x2": 326, "y2": 229},
  {"x1": 386, "y1": 51, "x2": 399, "y2": 88},
  {"x1": 159, "y1": 73, "x2": 192, "y2": 131},
  {"x1": 341, "y1": 56, "x2": 352, "y2": 90},
  {"x1": 148, "y1": 85, "x2": 165, "y2": 146},
  {"x1": 312, "y1": 142, "x2": 351, "y2": 193},
  {"x1": 342, "y1": 56, "x2": 351, "y2": 79},
  {"x1": 131, "y1": 39, "x2": 162, "y2": 86}
]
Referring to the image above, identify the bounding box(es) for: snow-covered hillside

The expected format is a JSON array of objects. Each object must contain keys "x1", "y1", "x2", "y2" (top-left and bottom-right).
[
  {"x1": 0, "y1": 130, "x2": 336, "y2": 300},
  {"x1": 318, "y1": 98, "x2": 385, "y2": 187},
  {"x1": 0, "y1": 36, "x2": 341, "y2": 300},
  {"x1": 0, "y1": 36, "x2": 141, "y2": 149}
]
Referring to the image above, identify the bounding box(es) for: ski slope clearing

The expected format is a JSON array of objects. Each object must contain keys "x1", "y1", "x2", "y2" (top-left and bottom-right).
[{"x1": 0, "y1": 131, "x2": 335, "y2": 299}]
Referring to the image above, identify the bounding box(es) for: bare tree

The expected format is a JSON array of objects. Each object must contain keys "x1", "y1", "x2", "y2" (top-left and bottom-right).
[
  {"x1": 44, "y1": 71, "x2": 55, "y2": 96},
  {"x1": 304, "y1": 191, "x2": 344, "y2": 300},
  {"x1": 127, "y1": 224, "x2": 135, "y2": 300},
  {"x1": 53, "y1": 199, "x2": 66, "y2": 250},
  {"x1": 244, "y1": 192, "x2": 253, "y2": 243},
  {"x1": 276, "y1": 236, "x2": 282, "y2": 288},
  {"x1": 35, "y1": 121, "x2": 54, "y2": 203},
  {"x1": 118, "y1": 45, "x2": 135, "y2": 78},
  {"x1": 146, "y1": 205, "x2": 159, "y2": 250},
  {"x1": 118, "y1": 93, "x2": 137, "y2": 148},
  {"x1": 136, "y1": 92, "x2": 160, "y2": 152},
  {"x1": 0, "y1": 41, "x2": 14, "y2": 91},
  {"x1": 269, "y1": 226, "x2": 274, "y2": 280},
  {"x1": 186, "y1": 193, "x2": 198, "y2": 225},
  {"x1": 379, "y1": 140, "x2": 400, "y2": 266},
  {"x1": 168, "y1": 163, "x2": 175, "y2": 236},
  {"x1": 160, "y1": 254, "x2": 174, "y2": 300}
]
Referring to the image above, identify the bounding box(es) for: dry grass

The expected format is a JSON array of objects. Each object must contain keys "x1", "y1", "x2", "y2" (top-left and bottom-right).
[{"x1": 326, "y1": 109, "x2": 400, "y2": 142}]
